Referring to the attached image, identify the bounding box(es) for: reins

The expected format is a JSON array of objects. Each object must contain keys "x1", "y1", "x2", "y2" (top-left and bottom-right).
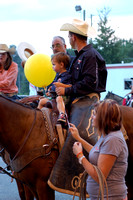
[
  {"x1": 0, "y1": 166, "x2": 30, "y2": 187},
  {"x1": 0, "y1": 108, "x2": 57, "y2": 184},
  {"x1": 10, "y1": 109, "x2": 37, "y2": 163},
  {"x1": 0, "y1": 109, "x2": 36, "y2": 172},
  {"x1": 0, "y1": 110, "x2": 37, "y2": 183},
  {"x1": 94, "y1": 165, "x2": 108, "y2": 200},
  {"x1": 73, "y1": 165, "x2": 108, "y2": 200}
]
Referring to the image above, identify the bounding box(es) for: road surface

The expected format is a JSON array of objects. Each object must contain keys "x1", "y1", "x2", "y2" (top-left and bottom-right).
[{"x1": 0, "y1": 158, "x2": 80, "y2": 200}]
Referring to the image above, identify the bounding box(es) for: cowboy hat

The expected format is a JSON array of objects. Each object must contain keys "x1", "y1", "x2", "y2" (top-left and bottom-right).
[
  {"x1": 17, "y1": 42, "x2": 36, "y2": 62},
  {"x1": 0, "y1": 44, "x2": 16, "y2": 54},
  {"x1": 60, "y1": 19, "x2": 96, "y2": 37}
]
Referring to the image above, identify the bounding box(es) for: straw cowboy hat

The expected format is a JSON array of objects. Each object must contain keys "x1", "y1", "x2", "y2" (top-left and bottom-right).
[
  {"x1": 0, "y1": 44, "x2": 16, "y2": 54},
  {"x1": 60, "y1": 18, "x2": 96, "y2": 37},
  {"x1": 17, "y1": 42, "x2": 36, "y2": 62}
]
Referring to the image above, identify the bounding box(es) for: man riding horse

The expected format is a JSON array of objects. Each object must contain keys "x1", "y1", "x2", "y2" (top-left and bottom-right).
[
  {"x1": 55, "y1": 18, "x2": 107, "y2": 111},
  {"x1": 48, "y1": 18, "x2": 107, "y2": 196}
]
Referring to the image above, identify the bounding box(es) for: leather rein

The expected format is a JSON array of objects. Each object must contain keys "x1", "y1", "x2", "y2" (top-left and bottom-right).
[
  {"x1": 11, "y1": 109, "x2": 37, "y2": 163},
  {"x1": 0, "y1": 110, "x2": 37, "y2": 176},
  {"x1": 0, "y1": 108, "x2": 58, "y2": 179}
]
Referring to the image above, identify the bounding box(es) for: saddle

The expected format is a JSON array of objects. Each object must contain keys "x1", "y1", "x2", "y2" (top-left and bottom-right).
[
  {"x1": 10, "y1": 99, "x2": 67, "y2": 173},
  {"x1": 48, "y1": 93, "x2": 99, "y2": 197}
]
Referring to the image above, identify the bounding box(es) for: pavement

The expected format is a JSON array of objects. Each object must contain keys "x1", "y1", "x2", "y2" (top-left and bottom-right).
[{"x1": 0, "y1": 158, "x2": 79, "y2": 200}]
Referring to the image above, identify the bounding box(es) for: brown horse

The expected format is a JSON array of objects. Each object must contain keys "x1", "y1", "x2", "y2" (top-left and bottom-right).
[
  {"x1": 0, "y1": 95, "x2": 59, "y2": 200},
  {"x1": 0, "y1": 94, "x2": 133, "y2": 199},
  {"x1": 105, "y1": 92, "x2": 133, "y2": 199},
  {"x1": 119, "y1": 105, "x2": 133, "y2": 200},
  {"x1": 0, "y1": 145, "x2": 34, "y2": 200}
]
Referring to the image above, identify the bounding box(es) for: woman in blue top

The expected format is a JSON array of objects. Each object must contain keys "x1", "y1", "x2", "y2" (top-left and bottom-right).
[{"x1": 69, "y1": 99, "x2": 128, "y2": 200}]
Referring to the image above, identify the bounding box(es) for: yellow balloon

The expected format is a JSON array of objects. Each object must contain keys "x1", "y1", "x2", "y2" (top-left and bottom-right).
[{"x1": 24, "y1": 54, "x2": 56, "y2": 87}]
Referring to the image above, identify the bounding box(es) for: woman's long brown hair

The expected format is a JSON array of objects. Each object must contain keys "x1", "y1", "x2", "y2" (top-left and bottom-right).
[
  {"x1": 4, "y1": 52, "x2": 12, "y2": 70},
  {"x1": 94, "y1": 99, "x2": 122, "y2": 135}
]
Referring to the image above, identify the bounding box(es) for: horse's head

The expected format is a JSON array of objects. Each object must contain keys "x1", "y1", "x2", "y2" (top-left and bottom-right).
[{"x1": 105, "y1": 91, "x2": 124, "y2": 105}]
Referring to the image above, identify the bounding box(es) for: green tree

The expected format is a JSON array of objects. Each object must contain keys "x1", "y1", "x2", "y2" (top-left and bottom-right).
[
  {"x1": 122, "y1": 39, "x2": 133, "y2": 63},
  {"x1": 91, "y1": 7, "x2": 133, "y2": 64},
  {"x1": 92, "y1": 7, "x2": 119, "y2": 63},
  {"x1": 67, "y1": 48, "x2": 75, "y2": 56}
]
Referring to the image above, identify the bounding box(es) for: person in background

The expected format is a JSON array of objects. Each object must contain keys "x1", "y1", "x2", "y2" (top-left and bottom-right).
[
  {"x1": 38, "y1": 52, "x2": 72, "y2": 123},
  {"x1": 123, "y1": 85, "x2": 133, "y2": 107},
  {"x1": 56, "y1": 19, "x2": 107, "y2": 104},
  {"x1": 69, "y1": 99, "x2": 128, "y2": 200},
  {"x1": 17, "y1": 42, "x2": 38, "y2": 96},
  {"x1": 51, "y1": 36, "x2": 75, "y2": 69},
  {"x1": 0, "y1": 44, "x2": 19, "y2": 100},
  {"x1": 51, "y1": 36, "x2": 67, "y2": 54}
]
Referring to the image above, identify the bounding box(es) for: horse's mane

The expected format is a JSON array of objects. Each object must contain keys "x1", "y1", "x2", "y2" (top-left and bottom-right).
[{"x1": 0, "y1": 95, "x2": 39, "y2": 111}]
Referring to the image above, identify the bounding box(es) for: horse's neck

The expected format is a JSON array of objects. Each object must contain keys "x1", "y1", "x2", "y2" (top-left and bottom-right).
[{"x1": 0, "y1": 98, "x2": 35, "y2": 156}]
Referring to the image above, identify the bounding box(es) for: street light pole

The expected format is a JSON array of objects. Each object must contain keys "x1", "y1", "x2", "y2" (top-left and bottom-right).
[
  {"x1": 90, "y1": 14, "x2": 93, "y2": 26},
  {"x1": 75, "y1": 5, "x2": 85, "y2": 21},
  {"x1": 83, "y1": 10, "x2": 86, "y2": 21}
]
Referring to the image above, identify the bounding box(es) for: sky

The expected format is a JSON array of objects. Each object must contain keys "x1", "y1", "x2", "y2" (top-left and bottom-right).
[{"x1": 0, "y1": 0, "x2": 133, "y2": 56}]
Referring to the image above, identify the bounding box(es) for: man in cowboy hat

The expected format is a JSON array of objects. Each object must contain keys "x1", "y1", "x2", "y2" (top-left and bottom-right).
[
  {"x1": 48, "y1": 19, "x2": 107, "y2": 194},
  {"x1": 0, "y1": 44, "x2": 19, "y2": 100},
  {"x1": 56, "y1": 19, "x2": 107, "y2": 102}
]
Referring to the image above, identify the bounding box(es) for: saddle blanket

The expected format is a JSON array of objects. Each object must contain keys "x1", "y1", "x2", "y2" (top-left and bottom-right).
[{"x1": 48, "y1": 94, "x2": 99, "y2": 197}]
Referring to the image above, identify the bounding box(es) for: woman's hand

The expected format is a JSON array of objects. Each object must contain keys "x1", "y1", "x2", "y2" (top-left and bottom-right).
[
  {"x1": 69, "y1": 123, "x2": 81, "y2": 141},
  {"x1": 73, "y1": 142, "x2": 83, "y2": 156}
]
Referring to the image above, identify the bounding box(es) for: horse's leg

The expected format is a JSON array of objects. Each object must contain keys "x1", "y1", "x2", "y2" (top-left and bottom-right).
[
  {"x1": 36, "y1": 150, "x2": 58, "y2": 200},
  {"x1": 15, "y1": 180, "x2": 26, "y2": 200},
  {"x1": 23, "y1": 185, "x2": 34, "y2": 200},
  {"x1": 125, "y1": 154, "x2": 133, "y2": 200},
  {"x1": 126, "y1": 169, "x2": 133, "y2": 200},
  {"x1": 15, "y1": 179, "x2": 34, "y2": 200},
  {"x1": 37, "y1": 181, "x2": 55, "y2": 200}
]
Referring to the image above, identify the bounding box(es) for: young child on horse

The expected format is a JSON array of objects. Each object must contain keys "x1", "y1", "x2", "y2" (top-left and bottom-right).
[{"x1": 38, "y1": 52, "x2": 72, "y2": 123}]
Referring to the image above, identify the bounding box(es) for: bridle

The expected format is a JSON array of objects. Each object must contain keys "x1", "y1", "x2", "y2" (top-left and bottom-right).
[
  {"x1": 0, "y1": 108, "x2": 58, "y2": 182},
  {"x1": 0, "y1": 109, "x2": 37, "y2": 181},
  {"x1": 10, "y1": 109, "x2": 37, "y2": 163}
]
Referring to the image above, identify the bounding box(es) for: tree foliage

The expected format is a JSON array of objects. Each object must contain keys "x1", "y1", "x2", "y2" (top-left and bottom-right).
[{"x1": 91, "y1": 7, "x2": 133, "y2": 64}]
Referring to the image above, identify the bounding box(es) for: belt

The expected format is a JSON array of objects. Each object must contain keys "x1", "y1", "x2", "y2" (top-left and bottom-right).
[{"x1": 72, "y1": 93, "x2": 100, "y2": 104}]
